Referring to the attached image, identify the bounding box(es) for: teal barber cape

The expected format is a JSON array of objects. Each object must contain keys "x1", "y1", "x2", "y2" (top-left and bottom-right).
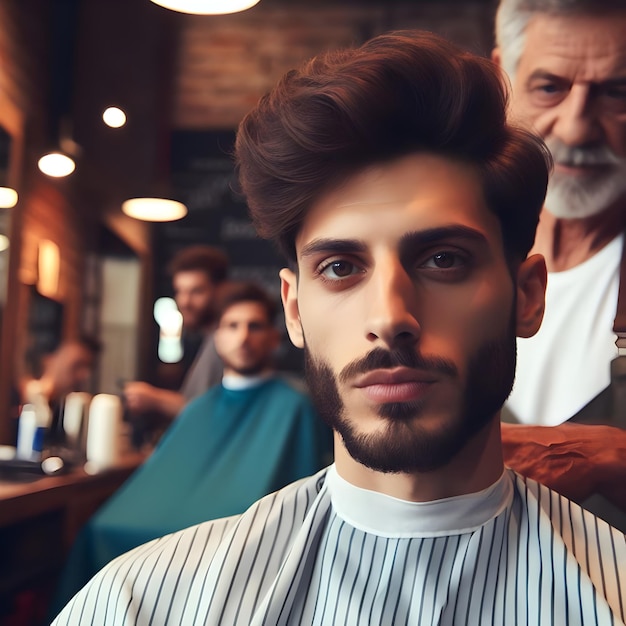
[{"x1": 51, "y1": 376, "x2": 332, "y2": 615}]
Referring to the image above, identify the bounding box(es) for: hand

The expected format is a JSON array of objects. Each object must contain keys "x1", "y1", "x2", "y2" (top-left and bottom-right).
[
  {"x1": 502, "y1": 422, "x2": 626, "y2": 511},
  {"x1": 123, "y1": 381, "x2": 160, "y2": 415}
]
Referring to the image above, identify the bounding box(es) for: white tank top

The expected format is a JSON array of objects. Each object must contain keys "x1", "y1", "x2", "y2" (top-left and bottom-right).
[{"x1": 506, "y1": 234, "x2": 622, "y2": 425}]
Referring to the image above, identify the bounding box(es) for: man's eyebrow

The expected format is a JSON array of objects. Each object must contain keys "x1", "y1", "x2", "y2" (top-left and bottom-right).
[
  {"x1": 601, "y1": 77, "x2": 626, "y2": 88},
  {"x1": 526, "y1": 69, "x2": 567, "y2": 85},
  {"x1": 398, "y1": 225, "x2": 489, "y2": 256},
  {"x1": 299, "y1": 238, "x2": 368, "y2": 259},
  {"x1": 526, "y1": 70, "x2": 626, "y2": 89},
  {"x1": 299, "y1": 226, "x2": 488, "y2": 259}
]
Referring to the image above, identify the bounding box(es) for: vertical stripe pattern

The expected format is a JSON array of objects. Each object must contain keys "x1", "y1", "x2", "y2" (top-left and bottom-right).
[{"x1": 52, "y1": 469, "x2": 626, "y2": 625}]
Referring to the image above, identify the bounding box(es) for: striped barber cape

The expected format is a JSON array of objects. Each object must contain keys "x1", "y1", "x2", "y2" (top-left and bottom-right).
[{"x1": 52, "y1": 466, "x2": 626, "y2": 625}]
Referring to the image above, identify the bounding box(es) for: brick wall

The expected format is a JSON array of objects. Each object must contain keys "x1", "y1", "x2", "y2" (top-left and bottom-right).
[
  {"x1": 171, "y1": 1, "x2": 495, "y2": 129},
  {"x1": 0, "y1": 0, "x2": 161, "y2": 442}
]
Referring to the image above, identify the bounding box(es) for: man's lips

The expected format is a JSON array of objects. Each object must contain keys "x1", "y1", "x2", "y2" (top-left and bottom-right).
[
  {"x1": 554, "y1": 162, "x2": 613, "y2": 177},
  {"x1": 353, "y1": 367, "x2": 437, "y2": 403}
]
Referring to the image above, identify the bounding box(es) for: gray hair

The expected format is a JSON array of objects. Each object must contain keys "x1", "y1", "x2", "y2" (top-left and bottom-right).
[{"x1": 495, "y1": 0, "x2": 626, "y2": 78}]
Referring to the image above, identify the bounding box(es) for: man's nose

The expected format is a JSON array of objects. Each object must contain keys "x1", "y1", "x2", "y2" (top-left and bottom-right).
[
  {"x1": 235, "y1": 325, "x2": 252, "y2": 344},
  {"x1": 364, "y1": 258, "x2": 421, "y2": 347},
  {"x1": 552, "y1": 86, "x2": 603, "y2": 147},
  {"x1": 176, "y1": 294, "x2": 190, "y2": 310}
]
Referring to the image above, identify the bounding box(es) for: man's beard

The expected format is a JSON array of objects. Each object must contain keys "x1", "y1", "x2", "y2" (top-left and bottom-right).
[
  {"x1": 545, "y1": 139, "x2": 626, "y2": 219},
  {"x1": 181, "y1": 306, "x2": 216, "y2": 332},
  {"x1": 221, "y1": 353, "x2": 270, "y2": 377},
  {"x1": 304, "y1": 318, "x2": 516, "y2": 474}
]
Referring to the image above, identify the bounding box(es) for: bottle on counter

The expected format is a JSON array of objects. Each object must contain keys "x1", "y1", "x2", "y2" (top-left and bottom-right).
[{"x1": 16, "y1": 404, "x2": 40, "y2": 461}]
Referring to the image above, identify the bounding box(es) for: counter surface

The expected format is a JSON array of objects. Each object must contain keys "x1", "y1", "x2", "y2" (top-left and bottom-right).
[{"x1": 0, "y1": 452, "x2": 146, "y2": 623}]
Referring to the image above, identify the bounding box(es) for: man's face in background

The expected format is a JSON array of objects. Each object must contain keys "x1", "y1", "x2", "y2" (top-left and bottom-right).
[
  {"x1": 173, "y1": 270, "x2": 216, "y2": 331},
  {"x1": 214, "y1": 301, "x2": 279, "y2": 376},
  {"x1": 506, "y1": 12, "x2": 626, "y2": 219}
]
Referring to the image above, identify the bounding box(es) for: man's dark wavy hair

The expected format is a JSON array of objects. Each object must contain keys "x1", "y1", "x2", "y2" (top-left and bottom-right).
[
  {"x1": 167, "y1": 245, "x2": 229, "y2": 285},
  {"x1": 215, "y1": 281, "x2": 278, "y2": 325},
  {"x1": 235, "y1": 30, "x2": 551, "y2": 266}
]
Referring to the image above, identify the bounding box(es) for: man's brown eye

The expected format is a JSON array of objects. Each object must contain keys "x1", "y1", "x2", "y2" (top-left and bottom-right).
[
  {"x1": 432, "y1": 252, "x2": 455, "y2": 268},
  {"x1": 329, "y1": 261, "x2": 354, "y2": 277}
]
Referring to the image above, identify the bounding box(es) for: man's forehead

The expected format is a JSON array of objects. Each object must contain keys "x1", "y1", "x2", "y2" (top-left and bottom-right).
[
  {"x1": 174, "y1": 270, "x2": 212, "y2": 287},
  {"x1": 294, "y1": 152, "x2": 496, "y2": 255},
  {"x1": 221, "y1": 301, "x2": 269, "y2": 322},
  {"x1": 521, "y1": 12, "x2": 626, "y2": 78}
]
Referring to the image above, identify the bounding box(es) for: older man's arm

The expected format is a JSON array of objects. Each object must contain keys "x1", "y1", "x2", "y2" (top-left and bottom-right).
[{"x1": 501, "y1": 422, "x2": 626, "y2": 511}]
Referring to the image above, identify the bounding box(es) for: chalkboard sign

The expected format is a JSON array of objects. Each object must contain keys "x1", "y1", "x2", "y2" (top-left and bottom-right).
[
  {"x1": 156, "y1": 129, "x2": 302, "y2": 373},
  {"x1": 160, "y1": 130, "x2": 286, "y2": 293}
]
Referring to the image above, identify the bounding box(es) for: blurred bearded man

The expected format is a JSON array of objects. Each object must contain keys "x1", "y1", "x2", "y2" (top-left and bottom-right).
[{"x1": 124, "y1": 245, "x2": 229, "y2": 424}]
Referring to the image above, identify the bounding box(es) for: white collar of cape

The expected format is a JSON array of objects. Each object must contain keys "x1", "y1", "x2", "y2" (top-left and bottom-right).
[
  {"x1": 326, "y1": 463, "x2": 513, "y2": 538},
  {"x1": 222, "y1": 372, "x2": 273, "y2": 391}
]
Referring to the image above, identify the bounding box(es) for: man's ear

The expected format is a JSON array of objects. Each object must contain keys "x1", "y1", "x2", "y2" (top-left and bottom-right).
[
  {"x1": 515, "y1": 253, "x2": 547, "y2": 338},
  {"x1": 279, "y1": 268, "x2": 304, "y2": 348},
  {"x1": 491, "y1": 47, "x2": 502, "y2": 66}
]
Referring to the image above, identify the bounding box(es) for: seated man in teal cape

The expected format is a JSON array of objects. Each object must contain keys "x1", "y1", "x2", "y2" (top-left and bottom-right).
[{"x1": 51, "y1": 281, "x2": 332, "y2": 613}]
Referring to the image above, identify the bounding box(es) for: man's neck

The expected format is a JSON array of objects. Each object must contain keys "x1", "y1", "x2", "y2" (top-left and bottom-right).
[
  {"x1": 532, "y1": 204, "x2": 626, "y2": 272},
  {"x1": 333, "y1": 418, "x2": 504, "y2": 502},
  {"x1": 221, "y1": 369, "x2": 274, "y2": 390}
]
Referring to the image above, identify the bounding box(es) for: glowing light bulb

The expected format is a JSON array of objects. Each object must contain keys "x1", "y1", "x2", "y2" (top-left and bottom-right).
[
  {"x1": 122, "y1": 197, "x2": 187, "y2": 222},
  {"x1": 38, "y1": 152, "x2": 75, "y2": 177},
  {"x1": 103, "y1": 107, "x2": 127, "y2": 128},
  {"x1": 150, "y1": 0, "x2": 260, "y2": 15},
  {"x1": 0, "y1": 187, "x2": 17, "y2": 208}
]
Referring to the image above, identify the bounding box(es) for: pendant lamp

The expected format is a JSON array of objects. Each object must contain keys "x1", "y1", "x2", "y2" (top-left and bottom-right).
[
  {"x1": 38, "y1": 119, "x2": 80, "y2": 178},
  {"x1": 122, "y1": 197, "x2": 187, "y2": 222},
  {"x1": 150, "y1": 0, "x2": 260, "y2": 15}
]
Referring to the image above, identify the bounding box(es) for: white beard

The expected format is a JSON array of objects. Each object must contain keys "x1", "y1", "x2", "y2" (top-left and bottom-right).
[{"x1": 544, "y1": 140, "x2": 626, "y2": 219}]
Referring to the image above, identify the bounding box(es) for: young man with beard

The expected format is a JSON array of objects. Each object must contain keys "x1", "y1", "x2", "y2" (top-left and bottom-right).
[
  {"x1": 123, "y1": 245, "x2": 229, "y2": 427},
  {"x1": 50, "y1": 281, "x2": 331, "y2": 615},
  {"x1": 493, "y1": 0, "x2": 626, "y2": 530},
  {"x1": 53, "y1": 31, "x2": 626, "y2": 626}
]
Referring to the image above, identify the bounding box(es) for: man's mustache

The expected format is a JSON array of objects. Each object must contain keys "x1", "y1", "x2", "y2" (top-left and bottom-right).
[
  {"x1": 338, "y1": 347, "x2": 457, "y2": 384},
  {"x1": 546, "y1": 139, "x2": 622, "y2": 168}
]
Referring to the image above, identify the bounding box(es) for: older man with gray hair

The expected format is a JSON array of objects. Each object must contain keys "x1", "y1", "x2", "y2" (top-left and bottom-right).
[{"x1": 493, "y1": 0, "x2": 626, "y2": 527}]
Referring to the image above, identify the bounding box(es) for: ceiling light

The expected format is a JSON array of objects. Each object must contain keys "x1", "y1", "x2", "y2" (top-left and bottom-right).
[
  {"x1": 0, "y1": 187, "x2": 17, "y2": 208},
  {"x1": 150, "y1": 0, "x2": 261, "y2": 15},
  {"x1": 38, "y1": 151, "x2": 76, "y2": 178},
  {"x1": 103, "y1": 107, "x2": 127, "y2": 128},
  {"x1": 122, "y1": 197, "x2": 187, "y2": 222},
  {"x1": 38, "y1": 117, "x2": 81, "y2": 178}
]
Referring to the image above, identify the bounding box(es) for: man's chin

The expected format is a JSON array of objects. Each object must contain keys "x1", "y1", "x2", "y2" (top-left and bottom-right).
[
  {"x1": 546, "y1": 173, "x2": 626, "y2": 220},
  {"x1": 229, "y1": 363, "x2": 266, "y2": 377},
  {"x1": 335, "y1": 407, "x2": 466, "y2": 472},
  {"x1": 340, "y1": 421, "x2": 462, "y2": 474},
  {"x1": 181, "y1": 318, "x2": 201, "y2": 332},
  {"x1": 377, "y1": 399, "x2": 427, "y2": 420}
]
